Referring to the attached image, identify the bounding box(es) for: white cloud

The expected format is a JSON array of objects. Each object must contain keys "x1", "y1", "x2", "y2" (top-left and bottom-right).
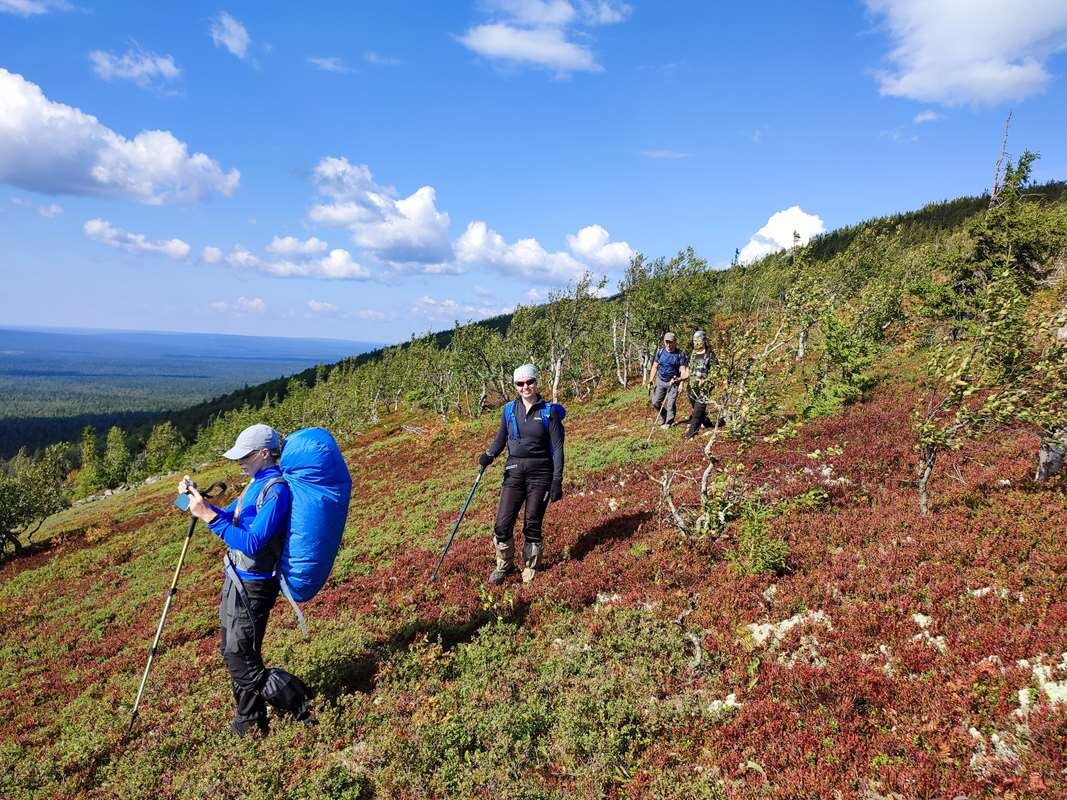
[
  {"x1": 576, "y1": 0, "x2": 631, "y2": 25},
  {"x1": 737, "y1": 206, "x2": 825, "y2": 265},
  {"x1": 458, "y1": 0, "x2": 630, "y2": 75},
  {"x1": 866, "y1": 0, "x2": 1067, "y2": 105},
  {"x1": 84, "y1": 218, "x2": 191, "y2": 260},
  {"x1": 237, "y1": 296, "x2": 266, "y2": 313},
  {"x1": 565, "y1": 224, "x2": 633, "y2": 269},
  {"x1": 266, "y1": 235, "x2": 329, "y2": 257},
  {"x1": 455, "y1": 221, "x2": 583, "y2": 283},
  {"x1": 642, "y1": 149, "x2": 690, "y2": 159},
  {"x1": 89, "y1": 47, "x2": 181, "y2": 88},
  {"x1": 208, "y1": 300, "x2": 228, "y2": 312},
  {"x1": 210, "y1": 12, "x2": 251, "y2": 60},
  {"x1": 307, "y1": 299, "x2": 339, "y2": 313},
  {"x1": 0, "y1": 0, "x2": 68, "y2": 15},
  {"x1": 308, "y1": 157, "x2": 452, "y2": 267},
  {"x1": 354, "y1": 308, "x2": 393, "y2": 321},
  {"x1": 455, "y1": 221, "x2": 632, "y2": 283},
  {"x1": 10, "y1": 196, "x2": 63, "y2": 217},
  {"x1": 458, "y1": 24, "x2": 600, "y2": 73},
  {"x1": 0, "y1": 68, "x2": 239, "y2": 203},
  {"x1": 912, "y1": 110, "x2": 943, "y2": 124},
  {"x1": 308, "y1": 56, "x2": 352, "y2": 73},
  {"x1": 413, "y1": 294, "x2": 514, "y2": 323},
  {"x1": 364, "y1": 51, "x2": 402, "y2": 66},
  {"x1": 209, "y1": 243, "x2": 371, "y2": 280}
]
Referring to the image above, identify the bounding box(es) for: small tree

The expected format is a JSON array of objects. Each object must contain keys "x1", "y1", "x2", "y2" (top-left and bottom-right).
[
  {"x1": 145, "y1": 420, "x2": 186, "y2": 475},
  {"x1": 75, "y1": 425, "x2": 104, "y2": 497},
  {"x1": 0, "y1": 445, "x2": 69, "y2": 558},
  {"x1": 102, "y1": 425, "x2": 131, "y2": 487},
  {"x1": 544, "y1": 272, "x2": 606, "y2": 403}
]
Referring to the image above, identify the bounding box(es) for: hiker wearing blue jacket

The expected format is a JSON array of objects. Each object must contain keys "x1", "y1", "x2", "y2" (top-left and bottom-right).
[
  {"x1": 649, "y1": 332, "x2": 690, "y2": 427},
  {"x1": 180, "y1": 423, "x2": 312, "y2": 737},
  {"x1": 478, "y1": 364, "x2": 565, "y2": 585}
]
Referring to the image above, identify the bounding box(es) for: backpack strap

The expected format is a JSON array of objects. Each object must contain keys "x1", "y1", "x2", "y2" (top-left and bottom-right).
[
  {"x1": 255, "y1": 476, "x2": 288, "y2": 511},
  {"x1": 504, "y1": 400, "x2": 520, "y2": 439}
]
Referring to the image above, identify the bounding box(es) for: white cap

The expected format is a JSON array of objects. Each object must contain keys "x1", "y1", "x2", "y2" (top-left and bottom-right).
[
  {"x1": 513, "y1": 363, "x2": 538, "y2": 383},
  {"x1": 222, "y1": 423, "x2": 280, "y2": 460}
]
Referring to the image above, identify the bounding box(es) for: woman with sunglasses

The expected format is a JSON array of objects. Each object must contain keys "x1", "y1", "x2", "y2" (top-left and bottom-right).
[{"x1": 478, "y1": 364, "x2": 565, "y2": 584}]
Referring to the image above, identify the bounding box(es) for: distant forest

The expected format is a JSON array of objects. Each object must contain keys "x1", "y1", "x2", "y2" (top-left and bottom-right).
[{"x1": 0, "y1": 329, "x2": 379, "y2": 457}]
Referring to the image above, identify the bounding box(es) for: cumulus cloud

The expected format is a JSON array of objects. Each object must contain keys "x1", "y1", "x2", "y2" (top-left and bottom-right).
[
  {"x1": 456, "y1": 221, "x2": 630, "y2": 283},
  {"x1": 308, "y1": 56, "x2": 352, "y2": 73},
  {"x1": 0, "y1": 69, "x2": 239, "y2": 203},
  {"x1": 565, "y1": 224, "x2": 633, "y2": 269},
  {"x1": 84, "y1": 217, "x2": 191, "y2": 260},
  {"x1": 266, "y1": 235, "x2": 328, "y2": 257},
  {"x1": 206, "y1": 241, "x2": 371, "y2": 280},
  {"x1": 307, "y1": 299, "x2": 339, "y2": 313},
  {"x1": 210, "y1": 12, "x2": 251, "y2": 60},
  {"x1": 0, "y1": 0, "x2": 69, "y2": 16},
  {"x1": 89, "y1": 47, "x2": 181, "y2": 88},
  {"x1": 308, "y1": 157, "x2": 453, "y2": 268},
  {"x1": 737, "y1": 206, "x2": 825, "y2": 265},
  {"x1": 866, "y1": 0, "x2": 1067, "y2": 105},
  {"x1": 455, "y1": 221, "x2": 583, "y2": 283},
  {"x1": 457, "y1": 0, "x2": 630, "y2": 75}
]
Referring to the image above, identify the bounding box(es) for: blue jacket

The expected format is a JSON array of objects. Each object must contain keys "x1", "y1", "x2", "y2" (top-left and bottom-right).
[{"x1": 208, "y1": 466, "x2": 291, "y2": 581}]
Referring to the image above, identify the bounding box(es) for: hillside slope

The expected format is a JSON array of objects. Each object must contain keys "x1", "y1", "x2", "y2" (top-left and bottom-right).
[{"x1": 1, "y1": 367, "x2": 1064, "y2": 799}]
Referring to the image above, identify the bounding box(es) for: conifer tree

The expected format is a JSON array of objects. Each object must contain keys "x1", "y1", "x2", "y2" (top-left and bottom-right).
[{"x1": 102, "y1": 425, "x2": 131, "y2": 487}]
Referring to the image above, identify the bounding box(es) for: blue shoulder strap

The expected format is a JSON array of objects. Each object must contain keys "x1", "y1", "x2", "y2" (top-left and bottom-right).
[{"x1": 504, "y1": 400, "x2": 519, "y2": 438}]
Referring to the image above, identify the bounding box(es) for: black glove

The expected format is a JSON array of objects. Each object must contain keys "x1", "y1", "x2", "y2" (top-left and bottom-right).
[
  {"x1": 549, "y1": 478, "x2": 563, "y2": 502},
  {"x1": 478, "y1": 452, "x2": 493, "y2": 469}
]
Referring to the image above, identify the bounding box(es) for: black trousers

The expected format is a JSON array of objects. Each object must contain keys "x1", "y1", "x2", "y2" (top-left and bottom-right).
[
  {"x1": 219, "y1": 576, "x2": 310, "y2": 732},
  {"x1": 494, "y1": 457, "x2": 552, "y2": 545},
  {"x1": 686, "y1": 399, "x2": 715, "y2": 438}
]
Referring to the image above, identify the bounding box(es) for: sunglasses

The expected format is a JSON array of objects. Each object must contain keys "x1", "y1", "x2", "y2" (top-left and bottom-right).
[{"x1": 515, "y1": 379, "x2": 537, "y2": 387}]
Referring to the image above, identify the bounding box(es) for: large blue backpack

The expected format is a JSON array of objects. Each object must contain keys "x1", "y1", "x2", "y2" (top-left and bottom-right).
[{"x1": 245, "y1": 427, "x2": 351, "y2": 633}]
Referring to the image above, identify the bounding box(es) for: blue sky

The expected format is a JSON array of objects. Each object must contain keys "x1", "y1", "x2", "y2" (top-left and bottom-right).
[{"x1": 2, "y1": 1, "x2": 1066, "y2": 343}]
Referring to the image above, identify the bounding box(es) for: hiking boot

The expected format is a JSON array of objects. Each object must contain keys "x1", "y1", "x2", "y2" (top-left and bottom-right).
[
  {"x1": 522, "y1": 541, "x2": 543, "y2": 583},
  {"x1": 488, "y1": 539, "x2": 515, "y2": 585},
  {"x1": 231, "y1": 715, "x2": 268, "y2": 738}
]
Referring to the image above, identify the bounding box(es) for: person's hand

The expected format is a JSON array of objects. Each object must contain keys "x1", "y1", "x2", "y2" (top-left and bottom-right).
[
  {"x1": 177, "y1": 475, "x2": 196, "y2": 495},
  {"x1": 549, "y1": 479, "x2": 563, "y2": 502},
  {"x1": 478, "y1": 452, "x2": 493, "y2": 469},
  {"x1": 184, "y1": 483, "x2": 216, "y2": 523}
]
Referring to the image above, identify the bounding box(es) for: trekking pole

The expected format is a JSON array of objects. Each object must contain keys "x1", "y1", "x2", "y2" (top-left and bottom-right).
[
  {"x1": 430, "y1": 466, "x2": 486, "y2": 582},
  {"x1": 128, "y1": 481, "x2": 225, "y2": 735}
]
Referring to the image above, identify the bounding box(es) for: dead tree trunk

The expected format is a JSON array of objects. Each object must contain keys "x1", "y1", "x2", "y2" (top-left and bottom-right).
[
  {"x1": 1035, "y1": 426, "x2": 1066, "y2": 481},
  {"x1": 918, "y1": 446, "x2": 937, "y2": 516}
]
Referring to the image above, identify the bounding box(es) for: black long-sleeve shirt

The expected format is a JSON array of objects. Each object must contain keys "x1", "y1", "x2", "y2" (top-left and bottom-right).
[{"x1": 485, "y1": 396, "x2": 564, "y2": 482}]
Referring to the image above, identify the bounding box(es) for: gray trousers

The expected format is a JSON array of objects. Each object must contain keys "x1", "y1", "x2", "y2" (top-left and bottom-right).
[{"x1": 651, "y1": 378, "x2": 680, "y2": 424}]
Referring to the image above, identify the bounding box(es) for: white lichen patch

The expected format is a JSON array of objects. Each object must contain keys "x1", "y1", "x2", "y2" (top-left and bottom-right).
[
  {"x1": 910, "y1": 613, "x2": 947, "y2": 653},
  {"x1": 745, "y1": 609, "x2": 832, "y2": 649}
]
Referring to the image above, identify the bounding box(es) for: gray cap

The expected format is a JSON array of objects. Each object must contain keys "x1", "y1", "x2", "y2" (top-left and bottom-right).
[
  {"x1": 513, "y1": 363, "x2": 538, "y2": 383},
  {"x1": 222, "y1": 423, "x2": 280, "y2": 460},
  {"x1": 663, "y1": 332, "x2": 676, "y2": 342},
  {"x1": 693, "y1": 330, "x2": 706, "y2": 341}
]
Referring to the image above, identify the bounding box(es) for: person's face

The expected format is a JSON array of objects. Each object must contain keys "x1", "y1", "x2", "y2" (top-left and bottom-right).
[
  {"x1": 515, "y1": 376, "x2": 538, "y2": 400},
  {"x1": 664, "y1": 339, "x2": 676, "y2": 351},
  {"x1": 237, "y1": 447, "x2": 271, "y2": 477}
]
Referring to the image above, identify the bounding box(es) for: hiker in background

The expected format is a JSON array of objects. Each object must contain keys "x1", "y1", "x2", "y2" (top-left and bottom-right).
[
  {"x1": 179, "y1": 423, "x2": 313, "y2": 737},
  {"x1": 649, "y1": 332, "x2": 690, "y2": 428},
  {"x1": 478, "y1": 364, "x2": 565, "y2": 585},
  {"x1": 686, "y1": 330, "x2": 719, "y2": 439}
]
